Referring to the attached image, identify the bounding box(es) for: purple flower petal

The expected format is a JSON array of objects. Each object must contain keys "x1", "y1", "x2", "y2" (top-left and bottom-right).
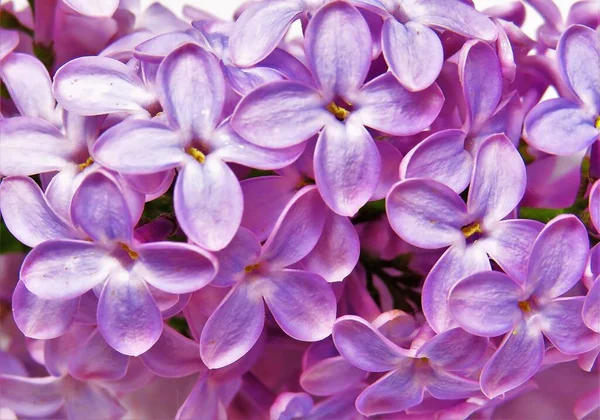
[
  {"x1": 262, "y1": 269, "x2": 336, "y2": 341},
  {"x1": 386, "y1": 178, "x2": 467, "y2": 249},
  {"x1": 400, "y1": 129, "x2": 472, "y2": 193},
  {"x1": 425, "y1": 369, "x2": 481, "y2": 400},
  {"x1": 300, "y1": 355, "x2": 366, "y2": 396},
  {"x1": 0, "y1": 375, "x2": 64, "y2": 417},
  {"x1": 459, "y1": 40, "x2": 503, "y2": 131},
  {"x1": 422, "y1": 243, "x2": 491, "y2": 332},
  {"x1": 212, "y1": 228, "x2": 261, "y2": 288},
  {"x1": 449, "y1": 271, "x2": 522, "y2": 337},
  {"x1": 332, "y1": 315, "x2": 406, "y2": 372},
  {"x1": 381, "y1": 20, "x2": 443, "y2": 92},
  {"x1": 200, "y1": 281, "x2": 264, "y2": 369},
  {"x1": 157, "y1": 43, "x2": 224, "y2": 138},
  {"x1": 134, "y1": 242, "x2": 217, "y2": 294},
  {"x1": 134, "y1": 31, "x2": 209, "y2": 63},
  {"x1": 467, "y1": 134, "x2": 526, "y2": 227},
  {"x1": 416, "y1": 328, "x2": 487, "y2": 370},
  {"x1": 141, "y1": 325, "x2": 204, "y2": 378},
  {"x1": 270, "y1": 392, "x2": 314, "y2": 420},
  {"x1": 70, "y1": 171, "x2": 134, "y2": 243},
  {"x1": 0, "y1": 117, "x2": 75, "y2": 176},
  {"x1": 0, "y1": 176, "x2": 78, "y2": 247},
  {"x1": 231, "y1": 81, "x2": 328, "y2": 149},
  {"x1": 62, "y1": 0, "x2": 118, "y2": 17},
  {"x1": 229, "y1": 0, "x2": 305, "y2": 67},
  {"x1": 261, "y1": 186, "x2": 327, "y2": 268},
  {"x1": 0, "y1": 29, "x2": 18, "y2": 60},
  {"x1": 355, "y1": 72, "x2": 444, "y2": 135},
  {"x1": 97, "y1": 269, "x2": 163, "y2": 356},
  {"x1": 174, "y1": 157, "x2": 243, "y2": 251},
  {"x1": 528, "y1": 215, "x2": 589, "y2": 299},
  {"x1": 175, "y1": 372, "x2": 226, "y2": 420},
  {"x1": 540, "y1": 297, "x2": 599, "y2": 354},
  {"x1": 406, "y1": 0, "x2": 497, "y2": 41},
  {"x1": 53, "y1": 56, "x2": 155, "y2": 115},
  {"x1": 314, "y1": 119, "x2": 381, "y2": 216},
  {"x1": 583, "y1": 277, "x2": 600, "y2": 333},
  {"x1": 0, "y1": 53, "x2": 57, "y2": 122},
  {"x1": 525, "y1": 98, "x2": 598, "y2": 155},
  {"x1": 20, "y1": 239, "x2": 112, "y2": 300},
  {"x1": 356, "y1": 360, "x2": 423, "y2": 415},
  {"x1": 12, "y1": 281, "x2": 78, "y2": 339},
  {"x1": 372, "y1": 140, "x2": 403, "y2": 200},
  {"x1": 68, "y1": 329, "x2": 129, "y2": 381},
  {"x1": 300, "y1": 212, "x2": 359, "y2": 283},
  {"x1": 305, "y1": 2, "x2": 371, "y2": 98},
  {"x1": 590, "y1": 180, "x2": 600, "y2": 232},
  {"x1": 92, "y1": 119, "x2": 186, "y2": 174},
  {"x1": 480, "y1": 320, "x2": 544, "y2": 399},
  {"x1": 558, "y1": 24, "x2": 600, "y2": 112}
]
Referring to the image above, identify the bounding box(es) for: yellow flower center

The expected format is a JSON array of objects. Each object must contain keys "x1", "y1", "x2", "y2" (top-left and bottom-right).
[
  {"x1": 78, "y1": 157, "x2": 94, "y2": 170},
  {"x1": 595, "y1": 115, "x2": 600, "y2": 130},
  {"x1": 461, "y1": 222, "x2": 482, "y2": 238},
  {"x1": 187, "y1": 147, "x2": 206, "y2": 164},
  {"x1": 244, "y1": 263, "x2": 260, "y2": 273},
  {"x1": 326, "y1": 102, "x2": 351, "y2": 122},
  {"x1": 518, "y1": 300, "x2": 531, "y2": 313},
  {"x1": 120, "y1": 243, "x2": 139, "y2": 260}
]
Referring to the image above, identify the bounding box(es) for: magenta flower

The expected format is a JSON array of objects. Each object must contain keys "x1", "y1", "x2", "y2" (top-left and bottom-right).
[
  {"x1": 449, "y1": 215, "x2": 598, "y2": 398},
  {"x1": 232, "y1": 2, "x2": 443, "y2": 216}
]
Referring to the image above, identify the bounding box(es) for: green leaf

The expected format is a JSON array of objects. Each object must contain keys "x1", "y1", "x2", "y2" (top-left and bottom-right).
[
  {"x1": 0, "y1": 11, "x2": 34, "y2": 37},
  {"x1": 33, "y1": 42, "x2": 55, "y2": 71},
  {"x1": 0, "y1": 220, "x2": 26, "y2": 254}
]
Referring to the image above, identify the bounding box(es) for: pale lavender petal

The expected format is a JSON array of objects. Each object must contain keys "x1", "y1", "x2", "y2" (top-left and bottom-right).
[
  {"x1": 0, "y1": 176, "x2": 78, "y2": 247},
  {"x1": 261, "y1": 186, "x2": 326, "y2": 268},
  {"x1": 480, "y1": 320, "x2": 545, "y2": 399},
  {"x1": 68, "y1": 329, "x2": 129, "y2": 381},
  {"x1": 0, "y1": 376, "x2": 64, "y2": 417},
  {"x1": 583, "y1": 277, "x2": 600, "y2": 333},
  {"x1": 270, "y1": 392, "x2": 314, "y2": 420},
  {"x1": 558, "y1": 25, "x2": 600, "y2": 111},
  {"x1": 176, "y1": 372, "x2": 226, "y2": 420},
  {"x1": 134, "y1": 242, "x2": 217, "y2": 294},
  {"x1": 386, "y1": 178, "x2": 467, "y2": 249},
  {"x1": 416, "y1": 327, "x2": 487, "y2": 370},
  {"x1": 157, "y1": 43, "x2": 223, "y2": 138},
  {"x1": 200, "y1": 281, "x2": 264, "y2": 369},
  {"x1": 300, "y1": 355, "x2": 366, "y2": 396},
  {"x1": 449, "y1": 271, "x2": 522, "y2": 337},
  {"x1": 400, "y1": 129, "x2": 471, "y2": 193},
  {"x1": 174, "y1": 157, "x2": 243, "y2": 251},
  {"x1": 382, "y1": 20, "x2": 443, "y2": 91},
  {"x1": 134, "y1": 31, "x2": 209, "y2": 63},
  {"x1": 406, "y1": 0, "x2": 497, "y2": 41},
  {"x1": 459, "y1": 40, "x2": 503, "y2": 131},
  {"x1": 97, "y1": 269, "x2": 163, "y2": 356},
  {"x1": 425, "y1": 370, "x2": 481, "y2": 400},
  {"x1": 356, "y1": 360, "x2": 423, "y2": 415},
  {"x1": 212, "y1": 228, "x2": 261, "y2": 288},
  {"x1": 53, "y1": 56, "x2": 155, "y2": 115},
  {"x1": 0, "y1": 117, "x2": 74, "y2": 176},
  {"x1": 355, "y1": 72, "x2": 444, "y2": 135},
  {"x1": 0, "y1": 53, "x2": 57, "y2": 122},
  {"x1": 540, "y1": 297, "x2": 599, "y2": 354},
  {"x1": 12, "y1": 281, "x2": 78, "y2": 339},
  {"x1": 70, "y1": 171, "x2": 133, "y2": 243},
  {"x1": 481, "y1": 219, "x2": 544, "y2": 284},
  {"x1": 240, "y1": 176, "x2": 297, "y2": 241},
  {"x1": 306, "y1": 385, "x2": 364, "y2": 420},
  {"x1": 477, "y1": 90, "x2": 524, "y2": 146},
  {"x1": 371, "y1": 140, "x2": 403, "y2": 200},
  {"x1": 0, "y1": 29, "x2": 19, "y2": 60},
  {"x1": 63, "y1": 0, "x2": 118, "y2": 17},
  {"x1": 92, "y1": 119, "x2": 186, "y2": 174},
  {"x1": 314, "y1": 119, "x2": 381, "y2": 216},
  {"x1": 300, "y1": 212, "x2": 359, "y2": 283},
  {"x1": 261, "y1": 269, "x2": 336, "y2": 341},
  {"x1": 231, "y1": 81, "x2": 328, "y2": 148},
  {"x1": 305, "y1": 2, "x2": 371, "y2": 97},
  {"x1": 141, "y1": 325, "x2": 204, "y2": 378},
  {"x1": 229, "y1": 0, "x2": 305, "y2": 67},
  {"x1": 332, "y1": 315, "x2": 406, "y2": 372},
  {"x1": 422, "y1": 244, "x2": 491, "y2": 332},
  {"x1": 591, "y1": 180, "x2": 600, "y2": 232},
  {"x1": 20, "y1": 239, "x2": 112, "y2": 300},
  {"x1": 99, "y1": 30, "x2": 154, "y2": 60},
  {"x1": 524, "y1": 98, "x2": 598, "y2": 155},
  {"x1": 467, "y1": 134, "x2": 526, "y2": 227},
  {"x1": 528, "y1": 215, "x2": 589, "y2": 299},
  {"x1": 62, "y1": 378, "x2": 125, "y2": 419}
]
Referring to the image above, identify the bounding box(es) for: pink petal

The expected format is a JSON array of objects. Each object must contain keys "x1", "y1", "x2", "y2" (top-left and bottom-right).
[
  {"x1": 0, "y1": 375, "x2": 64, "y2": 417},
  {"x1": 583, "y1": 277, "x2": 600, "y2": 333},
  {"x1": 300, "y1": 355, "x2": 366, "y2": 396},
  {"x1": 212, "y1": 228, "x2": 261, "y2": 288},
  {"x1": 68, "y1": 329, "x2": 129, "y2": 381},
  {"x1": 62, "y1": 0, "x2": 118, "y2": 17}
]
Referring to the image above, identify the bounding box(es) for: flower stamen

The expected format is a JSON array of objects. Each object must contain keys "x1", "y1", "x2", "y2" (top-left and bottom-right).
[
  {"x1": 78, "y1": 157, "x2": 94, "y2": 170},
  {"x1": 518, "y1": 300, "x2": 531, "y2": 313},
  {"x1": 244, "y1": 263, "x2": 260, "y2": 273},
  {"x1": 326, "y1": 102, "x2": 350, "y2": 122},
  {"x1": 120, "y1": 243, "x2": 139, "y2": 260},
  {"x1": 461, "y1": 222, "x2": 482, "y2": 238},
  {"x1": 187, "y1": 147, "x2": 206, "y2": 164}
]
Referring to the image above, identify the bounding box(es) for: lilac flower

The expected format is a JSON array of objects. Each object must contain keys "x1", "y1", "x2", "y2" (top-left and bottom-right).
[
  {"x1": 387, "y1": 134, "x2": 543, "y2": 332},
  {"x1": 525, "y1": 25, "x2": 600, "y2": 155},
  {"x1": 199, "y1": 186, "x2": 336, "y2": 369},
  {"x1": 270, "y1": 386, "x2": 366, "y2": 420},
  {"x1": 232, "y1": 2, "x2": 443, "y2": 216},
  {"x1": 92, "y1": 43, "x2": 302, "y2": 250},
  {"x1": 15, "y1": 172, "x2": 217, "y2": 355},
  {"x1": 333, "y1": 316, "x2": 486, "y2": 416},
  {"x1": 448, "y1": 215, "x2": 598, "y2": 398}
]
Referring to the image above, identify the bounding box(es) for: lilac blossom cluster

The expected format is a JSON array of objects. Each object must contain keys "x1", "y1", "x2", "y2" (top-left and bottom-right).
[{"x1": 0, "y1": 0, "x2": 599, "y2": 418}]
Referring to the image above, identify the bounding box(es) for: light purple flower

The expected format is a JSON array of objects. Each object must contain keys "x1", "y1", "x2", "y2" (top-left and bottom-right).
[{"x1": 448, "y1": 215, "x2": 598, "y2": 398}]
